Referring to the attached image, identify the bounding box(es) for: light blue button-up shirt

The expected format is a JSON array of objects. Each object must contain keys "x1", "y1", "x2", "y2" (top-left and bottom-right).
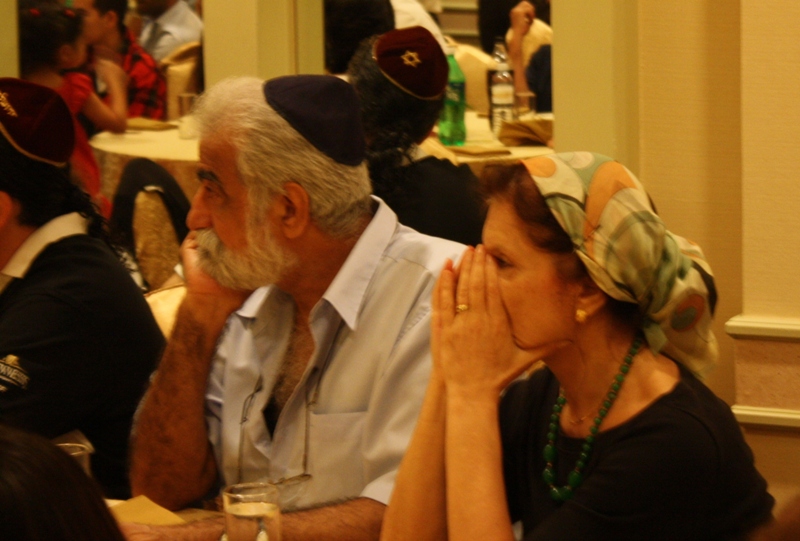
[{"x1": 206, "y1": 198, "x2": 465, "y2": 510}]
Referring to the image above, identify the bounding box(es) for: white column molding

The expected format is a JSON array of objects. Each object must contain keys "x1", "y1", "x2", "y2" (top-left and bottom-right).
[{"x1": 726, "y1": 315, "x2": 800, "y2": 341}]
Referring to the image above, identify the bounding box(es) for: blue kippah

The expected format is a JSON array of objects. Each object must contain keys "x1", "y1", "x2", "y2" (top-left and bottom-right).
[{"x1": 263, "y1": 75, "x2": 365, "y2": 166}]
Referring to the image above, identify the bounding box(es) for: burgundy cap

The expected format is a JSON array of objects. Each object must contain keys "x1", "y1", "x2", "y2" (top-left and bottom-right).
[
  {"x1": 263, "y1": 75, "x2": 365, "y2": 166},
  {"x1": 0, "y1": 78, "x2": 74, "y2": 166},
  {"x1": 373, "y1": 26, "x2": 448, "y2": 100}
]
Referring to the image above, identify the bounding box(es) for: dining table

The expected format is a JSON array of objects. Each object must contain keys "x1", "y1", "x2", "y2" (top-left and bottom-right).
[
  {"x1": 90, "y1": 111, "x2": 553, "y2": 203},
  {"x1": 90, "y1": 120, "x2": 200, "y2": 205},
  {"x1": 421, "y1": 110, "x2": 555, "y2": 178}
]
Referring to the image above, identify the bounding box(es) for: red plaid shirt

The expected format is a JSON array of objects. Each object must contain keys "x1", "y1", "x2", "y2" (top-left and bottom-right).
[{"x1": 121, "y1": 29, "x2": 166, "y2": 120}]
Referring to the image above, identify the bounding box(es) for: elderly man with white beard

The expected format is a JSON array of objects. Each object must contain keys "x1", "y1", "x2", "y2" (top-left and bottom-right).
[{"x1": 126, "y1": 75, "x2": 464, "y2": 541}]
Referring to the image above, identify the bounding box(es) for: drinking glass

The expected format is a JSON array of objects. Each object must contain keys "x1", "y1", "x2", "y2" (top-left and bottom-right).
[
  {"x1": 56, "y1": 442, "x2": 91, "y2": 476},
  {"x1": 222, "y1": 482, "x2": 281, "y2": 541}
]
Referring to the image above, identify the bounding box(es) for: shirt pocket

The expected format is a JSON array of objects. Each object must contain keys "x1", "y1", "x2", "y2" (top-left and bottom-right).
[{"x1": 304, "y1": 410, "x2": 367, "y2": 504}]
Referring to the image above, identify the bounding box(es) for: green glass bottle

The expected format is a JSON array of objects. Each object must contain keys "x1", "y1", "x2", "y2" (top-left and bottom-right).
[{"x1": 438, "y1": 47, "x2": 466, "y2": 146}]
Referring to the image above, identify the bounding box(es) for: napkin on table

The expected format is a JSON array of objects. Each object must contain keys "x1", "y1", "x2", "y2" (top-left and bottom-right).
[{"x1": 109, "y1": 495, "x2": 186, "y2": 526}]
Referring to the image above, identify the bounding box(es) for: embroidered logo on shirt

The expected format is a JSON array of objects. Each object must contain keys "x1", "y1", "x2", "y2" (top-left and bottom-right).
[
  {"x1": 0, "y1": 91, "x2": 18, "y2": 117},
  {"x1": 0, "y1": 354, "x2": 29, "y2": 392}
]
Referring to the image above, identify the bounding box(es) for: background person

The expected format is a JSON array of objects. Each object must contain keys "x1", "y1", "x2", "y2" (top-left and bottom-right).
[
  {"x1": 137, "y1": 0, "x2": 203, "y2": 63},
  {"x1": 324, "y1": 0, "x2": 395, "y2": 75},
  {"x1": 348, "y1": 26, "x2": 484, "y2": 246},
  {"x1": 0, "y1": 77, "x2": 163, "y2": 499},
  {"x1": 380, "y1": 152, "x2": 774, "y2": 540},
  {"x1": 507, "y1": 1, "x2": 552, "y2": 112},
  {"x1": 0, "y1": 424, "x2": 126, "y2": 541},
  {"x1": 72, "y1": 0, "x2": 166, "y2": 120},
  {"x1": 18, "y1": 3, "x2": 127, "y2": 216}
]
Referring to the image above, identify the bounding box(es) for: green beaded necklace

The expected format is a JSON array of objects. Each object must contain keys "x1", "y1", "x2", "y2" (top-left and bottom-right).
[{"x1": 542, "y1": 335, "x2": 644, "y2": 502}]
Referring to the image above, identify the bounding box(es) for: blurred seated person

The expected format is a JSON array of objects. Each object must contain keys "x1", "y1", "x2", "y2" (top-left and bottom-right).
[
  {"x1": 508, "y1": 0, "x2": 552, "y2": 112},
  {"x1": 324, "y1": 0, "x2": 395, "y2": 75},
  {"x1": 478, "y1": 0, "x2": 549, "y2": 54},
  {"x1": 348, "y1": 26, "x2": 484, "y2": 246},
  {"x1": 0, "y1": 78, "x2": 164, "y2": 498},
  {"x1": 18, "y1": 3, "x2": 127, "y2": 216},
  {"x1": 137, "y1": 0, "x2": 202, "y2": 63},
  {"x1": 0, "y1": 424, "x2": 126, "y2": 541},
  {"x1": 380, "y1": 152, "x2": 775, "y2": 540},
  {"x1": 72, "y1": 0, "x2": 167, "y2": 120},
  {"x1": 390, "y1": 0, "x2": 445, "y2": 50},
  {"x1": 325, "y1": 0, "x2": 444, "y2": 77}
]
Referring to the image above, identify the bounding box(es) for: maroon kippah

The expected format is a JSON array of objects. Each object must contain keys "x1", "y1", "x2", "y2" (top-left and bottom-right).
[
  {"x1": 263, "y1": 75, "x2": 365, "y2": 166},
  {"x1": 0, "y1": 78, "x2": 74, "y2": 166},
  {"x1": 373, "y1": 26, "x2": 448, "y2": 100}
]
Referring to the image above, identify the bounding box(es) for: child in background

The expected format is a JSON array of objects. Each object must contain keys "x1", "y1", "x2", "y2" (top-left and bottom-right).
[{"x1": 18, "y1": 4, "x2": 128, "y2": 217}]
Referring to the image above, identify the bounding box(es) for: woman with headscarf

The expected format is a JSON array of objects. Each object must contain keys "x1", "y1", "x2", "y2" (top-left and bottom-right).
[{"x1": 380, "y1": 152, "x2": 774, "y2": 541}]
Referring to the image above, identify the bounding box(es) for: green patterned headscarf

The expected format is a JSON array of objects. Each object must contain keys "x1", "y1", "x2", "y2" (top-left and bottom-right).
[{"x1": 521, "y1": 152, "x2": 718, "y2": 376}]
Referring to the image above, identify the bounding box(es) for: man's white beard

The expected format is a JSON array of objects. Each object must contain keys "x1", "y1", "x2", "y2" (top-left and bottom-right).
[{"x1": 195, "y1": 218, "x2": 296, "y2": 291}]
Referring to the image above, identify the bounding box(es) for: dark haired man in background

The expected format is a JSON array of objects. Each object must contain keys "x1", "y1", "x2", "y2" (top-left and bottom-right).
[{"x1": 73, "y1": 0, "x2": 166, "y2": 119}]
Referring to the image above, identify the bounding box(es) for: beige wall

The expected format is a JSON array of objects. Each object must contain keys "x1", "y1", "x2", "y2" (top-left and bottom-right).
[
  {"x1": 1, "y1": 3, "x2": 18, "y2": 78},
  {"x1": 553, "y1": 0, "x2": 740, "y2": 402},
  {"x1": 554, "y1": 0, "x2": 800, "y2": 511},
  {"x1": 740, "y1": 1, "x2": 800, "y2": 318},
  {"x1": 202, "y1": 0, "x2": 323, "y2": 86}
]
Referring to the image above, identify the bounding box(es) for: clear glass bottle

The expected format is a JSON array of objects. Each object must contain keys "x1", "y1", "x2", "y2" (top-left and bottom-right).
[
  {"x1": 438, "y1": 47, "x2": 466, "y2": 147},
  {"x1": 491, "y1": 60, "x2": 515, "y2": 138}
]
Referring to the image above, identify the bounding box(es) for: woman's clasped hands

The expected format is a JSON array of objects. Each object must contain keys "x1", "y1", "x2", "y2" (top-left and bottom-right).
[{"x1": 432, "y1": 245, "x2": 538, "y2": 401}]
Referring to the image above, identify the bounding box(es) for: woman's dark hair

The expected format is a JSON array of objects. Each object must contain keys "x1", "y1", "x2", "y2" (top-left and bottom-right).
[
  {"x1": 0, "y1": 136, "x2": 113, "y2": 248},
  {"x1": 481, "y1": 163, "x2": 641, "y2": 326},
  {"x1": 18, "y1": 3, "x2": 85, "y2": 76},
  {"x1": 348, "y1": 36, "x2": 444, "y2": 209},
  {"x1": 0, "y1": 424, "x2": 126, "y2": 541}
]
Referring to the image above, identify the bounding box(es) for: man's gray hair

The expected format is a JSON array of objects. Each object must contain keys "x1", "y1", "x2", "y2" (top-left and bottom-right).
[{"x1": 194, "y1": 76, "x2": 373, "y2": 238}]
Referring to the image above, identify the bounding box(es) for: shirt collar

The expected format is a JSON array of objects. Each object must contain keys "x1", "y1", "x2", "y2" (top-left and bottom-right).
[
  {"x1": 0, "y1": 212, "x2": 88, "y2": 289},
  {"x1": 322, "y1": 197, "x2": 397, "y2": 330},
  {"x1": 151, "y1": 0, "x2": 189, "y2": 29},
  {"x1": 234, "y1": 197, "x2": 399, "y2": 331}
]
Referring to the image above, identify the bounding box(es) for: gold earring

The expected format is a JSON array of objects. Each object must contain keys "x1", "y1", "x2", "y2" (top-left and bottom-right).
[{"x1": 575, "y1": 309, "x2": 587, "y2": 323}]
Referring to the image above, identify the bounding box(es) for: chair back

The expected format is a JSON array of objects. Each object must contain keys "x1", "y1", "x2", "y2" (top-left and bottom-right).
[
  {"x1": 160, "y1": 41, "x2": 202, "y2": 120},
  {"x1": 453, "y1": 43, "x2": 495, "y2": 116}
]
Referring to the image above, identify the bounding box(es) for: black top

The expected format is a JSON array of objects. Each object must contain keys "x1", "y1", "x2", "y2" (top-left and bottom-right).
[
  {"x1": 500, "y1": 365, "x2": 774, "y2": 540},
  {"x1": 378, "y1": 156, "x2": 484, "y2": 246},
  {"x1": 0, "y1": 235, "x2": 164, "y2": 498}
]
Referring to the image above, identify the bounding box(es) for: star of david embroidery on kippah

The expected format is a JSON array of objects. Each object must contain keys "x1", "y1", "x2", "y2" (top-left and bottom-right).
[{"x1": 401, "y1": 50, "x2": 422, "y2": 68}]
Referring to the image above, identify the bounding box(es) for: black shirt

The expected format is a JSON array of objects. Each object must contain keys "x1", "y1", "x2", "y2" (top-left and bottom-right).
[
  {"x1": 500, "y1": 365, "x2": 774, "y2": 540},
  {"x1": 0, "y1": 234, "x2": 164, "y2": 498},
  {"x1": 379, "y1": 156, "x2": 485, "y2": 246}
]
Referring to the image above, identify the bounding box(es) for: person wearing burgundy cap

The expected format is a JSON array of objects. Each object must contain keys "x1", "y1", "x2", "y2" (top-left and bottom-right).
[
  {"x1": 349, "y1": 25, "x2": 485, "y2": 246},
  {"x1": 127, "y1": 74, "x2": 464, "y2": 540},
  {"x1": 0, "y1": 78, "x2": 164, "y2": 499}
]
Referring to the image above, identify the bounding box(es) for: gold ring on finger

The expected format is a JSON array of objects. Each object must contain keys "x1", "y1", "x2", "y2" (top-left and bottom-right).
[{"x1": 456, "y1": 304, "x2": 470, "y2": 313}]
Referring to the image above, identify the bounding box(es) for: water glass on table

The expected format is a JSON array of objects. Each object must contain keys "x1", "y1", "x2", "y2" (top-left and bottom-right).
[{"x1": 222, "y1": 482, "x2": 281, "y2": 541}]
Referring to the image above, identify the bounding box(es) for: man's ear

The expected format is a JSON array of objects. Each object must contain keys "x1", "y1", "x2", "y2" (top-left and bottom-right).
[
  {"x1": 272, "y1": 182, "x2": 311, "y2": 240},
  {"x1": 102, "y1": 9, "x2": 119, "y2": 32}
]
